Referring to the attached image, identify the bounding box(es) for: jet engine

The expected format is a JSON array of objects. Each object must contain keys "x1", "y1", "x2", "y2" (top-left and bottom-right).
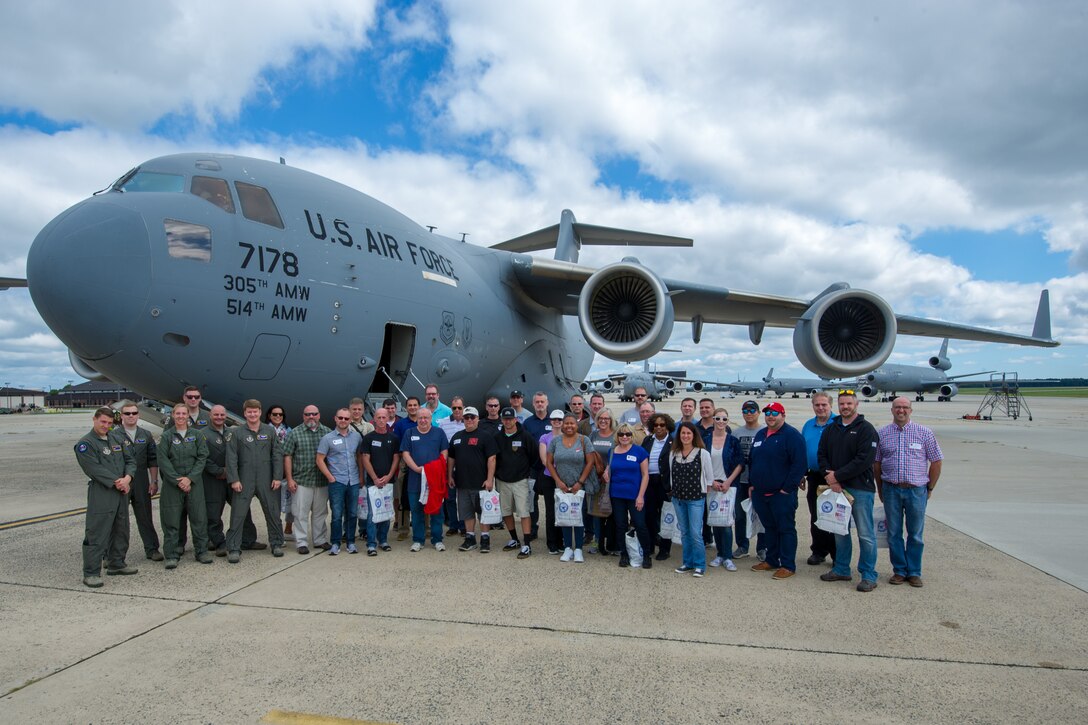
[
  {"x1": 578, "y1": 261, "x2": 674, "y2": 362},
  {"x1": 939, "y1": 383, "x2": 958, "y2": 399},
  {"x1": 578, "y1": 381, "x2": 592, "y2": 393},
  {"x1": 688, "y1": 381, "x2": 704, "y2": 392},
  {"x1": 859, "y1": 384, "x2": 878, "y2": 398},
  {"x1": 929, "y1": 353, "x2": 952, "y2": 371},
  {"x1": 601, "y1": 379, "x2": 615, "y2": 391},
  {"x1": 793, "y1": 288, "x2": 897, "y2": 378}
]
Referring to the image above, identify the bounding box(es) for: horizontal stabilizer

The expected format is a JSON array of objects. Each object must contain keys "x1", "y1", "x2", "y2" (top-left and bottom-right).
[
  {"x1": 492, "y1": 220, "x2": 692, "y2": 253},
  {"x1": 0, "y1": 276, "x2": 28, "y2": 291}
]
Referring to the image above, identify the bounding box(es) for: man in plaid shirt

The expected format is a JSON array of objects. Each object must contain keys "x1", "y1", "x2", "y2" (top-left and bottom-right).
[
  {"x1": 283, "y1": 405, "x2": 332, "y2": 555},
  {"x1": 874, "y1": 397, "x2": 943, "y2": 588}
]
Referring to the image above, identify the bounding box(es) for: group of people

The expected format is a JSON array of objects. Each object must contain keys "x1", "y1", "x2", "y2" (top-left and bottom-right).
[{"x1": 75, "y1": 383, "x2": 942, "y2": 592}]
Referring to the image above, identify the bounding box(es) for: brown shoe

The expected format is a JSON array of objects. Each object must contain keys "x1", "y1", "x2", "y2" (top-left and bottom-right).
[
  {"x1": 889, "y1": 574, "x2": 907, "y2": 585},
  {"x1": 284, "y1": 521, "x2": 293, "y2": 536},
  {"x1": 772, "y1": 567, "x2": 794, "y2": 580},
  {"x1": 906, "y1": 576, "x2": 924, "y2": 588},
  {"x1": 751, "y1": 561, "x2": 774, "y2": 572}
]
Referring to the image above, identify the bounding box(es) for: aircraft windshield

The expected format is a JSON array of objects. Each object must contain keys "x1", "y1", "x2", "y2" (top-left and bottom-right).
[
  {"x1": 235, "y1": 182, "x2": 284, "y2": 229},
  {"x1": 119, "y1": 171, "x2": 184, "y2": 193},
  {"x1": 191, "y1": 176, "x2": 235, "y2": 213}
]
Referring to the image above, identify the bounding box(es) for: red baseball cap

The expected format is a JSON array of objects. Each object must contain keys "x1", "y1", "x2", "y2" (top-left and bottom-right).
[{"x1": 762, "y1": 402, "x2": 786, "y2": 415}]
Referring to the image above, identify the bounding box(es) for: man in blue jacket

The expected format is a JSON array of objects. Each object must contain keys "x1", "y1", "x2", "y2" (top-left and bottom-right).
[
  {"x1": 747, "y1": 402, "x2": 807, "y2": 579},
  {"x1": 818, "y1": 390, "x2": 880, "y2": 592}
]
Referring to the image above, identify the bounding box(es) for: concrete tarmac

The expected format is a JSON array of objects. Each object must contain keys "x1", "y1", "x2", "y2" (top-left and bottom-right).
[{"x1": 0, "y1": 397, "x2": 1086, "y2": 723}]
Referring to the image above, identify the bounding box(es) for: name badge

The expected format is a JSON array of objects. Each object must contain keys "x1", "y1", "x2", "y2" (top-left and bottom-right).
[
  {"x1": 909, "y1": 442, "x2": 923, "y2": 450},
  {"x1": 753, "y1": 441, "x2": 763, "y2": 448},
  {"x1": 372, "y1": 441, "x2": 382, "y2": 448},
  {"x1": 186, "y1": 436, "x2": 195, "y2": 442},
  {"x1": 511, "y1": 441, "x2": 521, "y2": 449},
  {"x1": 545, "y1": 424, "x2": 552, "y2": 433},
  {"x1": 411, "y1": 435, "x2": 420, "y2": 442},
  {"x1": 257, "y1": 434, "x2": 269, "y2": 441},
  {"x1": 332, "y1": 438, "x2": 343, "y2": 446},
  {"x1": 626, "y1": 454, "x2": 637, "y2": 462},
  {"x1": 136, "y1": 438, "x2": 146, "y2": 444},
  {"x1": 111, "y1": 445, "x2": 122, "y2": 451}
]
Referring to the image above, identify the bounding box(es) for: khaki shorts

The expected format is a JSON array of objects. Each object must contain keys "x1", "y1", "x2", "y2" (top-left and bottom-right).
[{"x1": 497, "y1": 478, "x2": 531, "y2": 519}]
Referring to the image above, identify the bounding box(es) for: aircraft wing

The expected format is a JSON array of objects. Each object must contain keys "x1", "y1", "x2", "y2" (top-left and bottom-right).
[
  {"x1": 0, "y1": 277, "x2": 28, "y2": 291},
  {"x1": 508, "y1": 254, "x2": 1057, "y2": 378}
]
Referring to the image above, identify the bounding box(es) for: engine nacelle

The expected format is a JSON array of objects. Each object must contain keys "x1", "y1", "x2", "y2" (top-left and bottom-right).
[
  {"x1": 601, "y1": 379, "x2": 614, "y2": 392},
  {"x1": 578, "y1": 261, "x2": 675, "y2": 362},
  {"x1": 929, "y1": 354, "x2": 952, "y2": 371},
  {"x1": 578, "y1": 381, "x2": 592, "y2": 393},
  {"x1": 940, "y1": 383, "x2": 958, "y2": 398},
  {"x1": 793, "y1": 288, "x2": 897, "y2": 378},
  {"x1": 688, "y1": 381, "x2": 704, "y2": 393},
  {"x1": 859, "y1": 384, "x2": 878, "y2": 398},
  {"x1": 661, "y1": 378, "x2": 676, "y2": 391}
]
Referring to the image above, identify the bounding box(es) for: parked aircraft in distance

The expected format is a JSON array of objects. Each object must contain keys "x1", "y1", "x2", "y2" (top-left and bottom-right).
[
  {"x1": 762, "y1": 368, "x2": 840, "y2": 397},
  {"x1": 857, "y1": 338, "x2": 995, "y2": 401},
  {"x1": 16, "y1": 153, "x2": 1057, "y2": 420}
]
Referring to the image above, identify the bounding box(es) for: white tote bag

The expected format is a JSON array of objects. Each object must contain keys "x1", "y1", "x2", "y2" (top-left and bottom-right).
[
  {"x1": 707, "y1": 488, "x2": 736, "y2": 527},
  {"x1": 873, "y1": 503, "x2": 889, "y2": 549},
  {"x1": 479, "y1": 489, "x2": 503, "y2": 526},
  {"x1": 367, "y1": 485, "x2": 394, "y2": 524},
  {"x1": 356, "y1": 487, "x2": 368, "y2": 520},
  {"x1": 554, "y1": 490, "x2": 585, "y2": 527},
  {"x1": 815, "y1": 489, "x2": 852, "y2": 536},
  {"x1": 659, "y1": 501, "x2": 678, "y2": 540},
  {"x1": 741, "y1": 497, "x2": 765, "y2": 536},
  {"x1": 625, "y1": 529, "x2": 644, "y2": 567}
]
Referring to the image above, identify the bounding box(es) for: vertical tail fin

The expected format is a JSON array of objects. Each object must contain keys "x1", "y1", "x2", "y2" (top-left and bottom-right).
[{"x1": 1032, "y1": 289, "x2": 1053, "y2": 340}]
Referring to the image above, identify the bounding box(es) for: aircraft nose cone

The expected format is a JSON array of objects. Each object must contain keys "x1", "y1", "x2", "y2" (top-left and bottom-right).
[{"x1": 27, "y1": 199, "x2": 151, "y2": 360}]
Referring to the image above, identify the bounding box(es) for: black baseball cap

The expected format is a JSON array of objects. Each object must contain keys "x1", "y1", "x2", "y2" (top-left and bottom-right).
[
  {"x1": 741, "y1": 400, "x2": 759, "y2": 411},
  {"x1": 510, "y1": 390, "x2": 523, "y2": 398},
  {"x1": 500, "y1": 406, "x2": 517, "y2": 418}
]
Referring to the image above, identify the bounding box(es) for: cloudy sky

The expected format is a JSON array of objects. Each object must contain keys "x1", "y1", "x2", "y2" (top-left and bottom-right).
[{"x1": 1, "y1": 0, "x2": 1084, "y2": 392}]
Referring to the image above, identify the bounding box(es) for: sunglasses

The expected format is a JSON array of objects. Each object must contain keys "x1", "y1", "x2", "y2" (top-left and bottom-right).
[
  {"x1": 617, "y1": 431, "x2": 633, "y2": 437},
  {"x1": 184, "y1": 394, "x2": 201, "y2": 399},
  {"x1": 764, "y1": 411, "x2": 782, "y2": 417},
  {"x1": 269, "y1": 412, "x2": 284, "y2": 417},
  {"x1": 486, "y1": 403, "x2": 499, "y2": 407},
  {"x1": 463, "y1": 414, "x2": 478, "y2": 419},
  {"x1": 839, "y1": 389, "x2": 855, "y2": 396},
  {"x1": 303, "y1": 412, "x2": 320, "y2": 417},
  {"x1": 713, "y1": 416, "x2": 729, "y2": 422},
  {"x1": 653, "y1": 422, "x2": 667, "y2": 428},
  {"x1": 741, "y1": 408, "x2": 758, "y2": 413},
  {"x1": 121, "y1": 411, "x2": 139, "y2": 416},
  {"x1": 451, "y1": 406, "x2": 463, "y2": 410},
  {"x1": 335, "y1": 416, "x2": 350, "y2": 421}
]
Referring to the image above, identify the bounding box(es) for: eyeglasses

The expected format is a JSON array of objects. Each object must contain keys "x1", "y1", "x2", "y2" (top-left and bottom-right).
[
  {"x1": 184, "y1": 394, "x2": 201, "y2": 399},
  {"x1": 764, "y1": 411, "x2": 782, "y2": 417},
  {"x1": 713, "y1": 416, "x2": 729, "y2": 422},
  {"x1": 598, "y1": 417, "x2": 611, "y2": 421},
  {"x1": 617, "y1": 431, "x2": 633, "y2": 437},
  {"x1": 121, "y1": 411, "x2": 139, "y2": 416},
  {"x1": 839, "y1": 389, "x2": 855, "y2": 396},
  {"x1": 303, "y1": 412, "x2": 320, "y2": 417}
]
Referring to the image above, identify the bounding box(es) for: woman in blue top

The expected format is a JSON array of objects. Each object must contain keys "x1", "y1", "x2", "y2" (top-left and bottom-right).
[{"x1": 606, "y1": 423, "x2": 651, "y2": 568}]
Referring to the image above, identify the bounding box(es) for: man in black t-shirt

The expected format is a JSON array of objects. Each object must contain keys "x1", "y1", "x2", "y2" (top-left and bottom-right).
[
  {"x1": 360, "y1": 408, "x2": 401, "y2": 555},
  {"x1": 447, "y1": 407, "x2": 498, "y2": 552}
]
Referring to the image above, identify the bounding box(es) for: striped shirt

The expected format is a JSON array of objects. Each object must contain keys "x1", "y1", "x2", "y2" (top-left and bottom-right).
[{"x1": 875, "y1": 421, "x2": 943, "y2": 487}]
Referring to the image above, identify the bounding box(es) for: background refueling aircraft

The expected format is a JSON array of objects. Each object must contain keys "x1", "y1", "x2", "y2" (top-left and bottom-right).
[
  {"x1": 857, "y1": 338, "x2": 995, "y2": 401},
  {"x1": 18, "y1": 154, "x2": 1058, "y2": 421},
  {"x1": 761, "y1": 368, "x2": 840, "y2": 398}
]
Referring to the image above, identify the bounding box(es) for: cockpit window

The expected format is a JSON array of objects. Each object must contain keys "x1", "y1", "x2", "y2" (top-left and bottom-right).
[
  {"x1": 235, "y1": 182, "x2": 284, "y2": 229},
  {"x1": 191, "y1": 176, "x2": 235, "y2": 213},
  {"x1": 118, "y1": 171, "x2": 184, "y2": 193},
  {"x1": 164, "y1": 219, "x2": 212, "y2": 262}
]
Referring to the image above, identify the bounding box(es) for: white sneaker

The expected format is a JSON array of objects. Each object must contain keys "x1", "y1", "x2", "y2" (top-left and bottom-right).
[
  {"x1": 725, "y1": 559, "x2": 737, "y2": 572},
  {"x1": 410, "y1": 542, "x2": 422, "y2": 552},
  {"x1": 434, "y1": 542, "x2": 446, "y2": 552},
  {"x1": 560, "y1": 547, "x2": 574, "y2": 562},
  {"x1": 710, "y1": 556, "x2": 724, "y2": 568},
  {"x1": 573, "y1": 549, "x2": 585, "y2": 563}
]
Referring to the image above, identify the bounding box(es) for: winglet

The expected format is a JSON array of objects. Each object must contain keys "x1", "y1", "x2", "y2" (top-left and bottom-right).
[{"x1": 1032, "y1": 289, "x2": 1052, "y2": 341}]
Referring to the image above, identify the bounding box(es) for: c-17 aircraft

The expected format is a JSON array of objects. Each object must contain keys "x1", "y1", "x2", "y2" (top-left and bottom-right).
[
  {"x1": 579, "y1": 359, "x2": 679, "y2": 401},
  {"x1": 857, "y1": 338, "x2": 996, "y2": 402},
  {"x1": 14, "y1": 153, "x2": 1058, "y2": 421}
]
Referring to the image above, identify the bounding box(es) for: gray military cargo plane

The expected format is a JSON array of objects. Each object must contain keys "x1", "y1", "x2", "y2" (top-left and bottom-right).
[
  {"x1": 762, "y1": 368, "x2": 840, "y2": 397},
  {"x1": 857, "y1": 338, "x2": 996, "y2": 402},
  {"x1": 18, "y1": 153, "x2": 1058, "y2": 421}
]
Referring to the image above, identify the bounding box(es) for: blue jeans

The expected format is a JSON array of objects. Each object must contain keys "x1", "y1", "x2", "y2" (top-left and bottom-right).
[
  {"x1": 751, "y1": 490, "x2": 798, "y2": 571},
  {"x1": 561, "y1": 526, "x2": 584, "y2": 549},
  {"x1": 883, "y1": 484, "x2": 927, "y2": 577},
  {"x1": 328, "y1": 481, "x2": 358, "y2": 546},
  {"x1": 712, "y1": 526, "x2": 733, "y2": 557},
  {"x1": 832, "y1": 488, "x2": 877, "y2": 582},
  {"x1": 407, "y1": 480, "x2": 444, "y2": 545},
  {"x1": 672, "y1": 497, "x2": 706, "y2": 570}
]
